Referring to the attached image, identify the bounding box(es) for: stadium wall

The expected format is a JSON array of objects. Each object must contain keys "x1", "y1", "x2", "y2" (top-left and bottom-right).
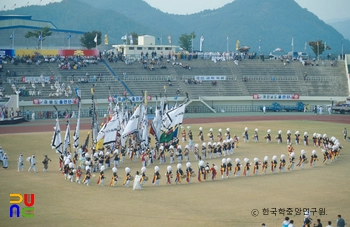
[{"x1": 7, "y1": 96, "x2": 346, "y2": 118}]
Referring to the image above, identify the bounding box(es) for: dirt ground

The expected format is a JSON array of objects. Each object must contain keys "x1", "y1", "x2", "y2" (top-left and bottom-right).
[{"x1": 0, "y1": 115, "x2": 349, "y2": 227}]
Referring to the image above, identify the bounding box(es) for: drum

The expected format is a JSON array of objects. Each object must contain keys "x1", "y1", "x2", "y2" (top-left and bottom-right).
[
  {"x1": 181, "y1": 174, "x2": 186, "y2": 179},
  {"x1": 144, "y1": 176, "x2": 149, "y2": 181},
  {"x1": 129, "y1": 176, "x2": 134, "y2": 181},
  {"x1": 190, "y1": 173, "x2": 196, "y2": 177},
  {"x1": 158, "y1": 175, "x2": 161, "y2": 179},
  {"x1": 175, "y1": 152, "x2": 180, "y2": 156}
]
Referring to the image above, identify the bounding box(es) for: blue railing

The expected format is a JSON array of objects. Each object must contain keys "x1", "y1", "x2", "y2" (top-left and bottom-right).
[{"x1": 102, "y1": 59, "x2": 134, "y2": 96}]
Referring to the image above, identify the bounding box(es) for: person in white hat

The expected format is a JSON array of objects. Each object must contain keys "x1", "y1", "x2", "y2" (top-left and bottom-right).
[
  {"x1": 262, "y1": 156, "x2": 268, "y2": 175},
  {"x1": 165, "y1": 166, "x2": 173, "y2": 185},
  {"x1": 226, "y1": 158, "x2": 233, "y2": 178},
  {"x1": 27, "y1": 155, "x2": 37, "y2": 173},
  {"x1": 310, "y1": 150, "x2": 318, "y2": 167},
  {"x1": 110, "y1": 167, "x2": 118, "y2": 187},
  {"x1": 68, "y1": 162, "x2": 75, "y2": 182},
  {"x1": 152, "y1": 166, "x2": 161, "y2": 186},
  {"x1": 295, "y1": 131, "x2": 300, "y2": 145},
  {"x1": 198, "y1": 127, "x2": 204, "y2": 142},
  {"x1": 288, "y1": 152, "x2": 296, "y2": 171},
  {"x1": 175, "y1": 163, "x2": 184, "y2": 184},
  {"x1": 208, "y1": 128, "x2": 214, "y2": 142},
  {"x1": 82, "y1": 166, "x2": 91, "y2": 186},
  {"x1": 253, "y1": 158, "x2": 260, "y2": 175},
  {"x1": 123, "y1": 167, "x2": 132, "y2": 187},
  {"x1": 253, "y1": 128, "x2": 259, "y2": 142},
  {"x1": 279, "y1": 154, "x2": 286, "y2": 172},
  {"x1": 217, "y1": 129, "x2": 222, "y2": 143},
  {"x1": 243, "y1": 127, "x2": 249, "y2": 142},
  {"x1": 2, "y1": 153, "x2": 8, "y2": 169},
  {"x1": 140, "y1": 167, "x2": 148, "y2": 186},
  {"x1": 97, "y1": 165, "x2": 105, "y2": 186},
  {"x1": 234, "y1": 158, "x2": 241, "y2": 177},
  {"x1": 225, "y1": 128, "x2": 231, "y2": 141},
  {"x1": 220, "y1": 158, "x2": 227, "y2": 179},
  {"x1": 18, "y1": 153, "x2": 24, "y2": 172},
  {"x1": 197, "y1": 160, "x2": 206, "y2": 182},
  {"x1": 185, "y1": 162, "x2": 193, "y2": 183},
  {"x1": 303, "y1": 132, "x2": 309, "y2": 146},
  {"x1": 194, "y1": 144, "x2": 199, "y2": 161},
  {"x1": 243, "y1": 158, "x2": 251, "y2": 176},
  {"x1": 276, "y1": 130, "x2": 282, "y2": 144},
  {"x1": 297, "y1": 150, "x2": 307, "y2": 169},
  {"x1": 76, "y1": 166, "x2": 82, "y2": 184},
  {"x1": 201, "y1": 143, "x2": 206, "y2": 160},
  {"x1": 271, "y1": 156, "x2": 278, "y2": 174}
]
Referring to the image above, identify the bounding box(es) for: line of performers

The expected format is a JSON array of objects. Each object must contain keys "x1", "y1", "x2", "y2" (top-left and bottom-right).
[
  {"x1": 52, "y1": 127, "x2": 343, "y2": 188},
  {"x1": 58, "y1": 140, "x2": 341, "y2": 189}
]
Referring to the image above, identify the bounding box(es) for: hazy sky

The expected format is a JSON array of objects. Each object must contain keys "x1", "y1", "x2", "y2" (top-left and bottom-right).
[{"x1": 1, "y1": 0, "x2": 349, "y2": 22}]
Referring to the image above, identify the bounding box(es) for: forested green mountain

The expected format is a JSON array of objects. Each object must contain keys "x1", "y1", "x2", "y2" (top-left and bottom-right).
[{"x1": 2, "y1": 0, "x2": 349, "y2": 54}]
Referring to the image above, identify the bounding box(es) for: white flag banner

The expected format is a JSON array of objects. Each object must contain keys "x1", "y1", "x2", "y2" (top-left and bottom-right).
[
  {"x1": 63, "y1": 121, "x2": 71, "y2": 157},
  {"x1": 51, "y1": 118, "x2": 63, "y2": 154},
  {"x1": 140, "y1": 105, "x2": 149, "y2": 146},
  {"x1": 103, "y1": 113, "x2": 121, "y2": 145},
  {"x1": 151, "y1": 108, "x2": 162, "y2": 141},
  {"x1": 94, "y1": 34, "x2": 97, "y2": 43},
  {"x1": 121, "y1": 105, "x2": 141, "y2": 146},
  {"x1": 73, "y1": 105, "x2": 80, "y2": 148},
  {"x1": 162, "y1": 103, "x2": 186, "y2": 130}
]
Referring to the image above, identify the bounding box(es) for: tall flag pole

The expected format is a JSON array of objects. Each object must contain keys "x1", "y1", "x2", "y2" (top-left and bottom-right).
[
  {"x1": 73, "y1": 96, "x2": 81, "y2": 148},
  {"x1": 259, "y1": 36, "x2": 262, "y2": 53},
  {"x1": 67, "y1": 33, "x2": 71, "y2": 49},
  {"x1": 342, "y1": 38, "x2": 344, "y2": 60},
  {"x1": 63, "y1": 119, "x2": 71, "y2": 157},
  {"x1": 9, "y1": 32, "x2": 14, "y2": 49},
  {"x1": 226, "y1": 36, "x2": 229, "y2": 53},
  {"x1": 199, "y1": 35, "x2": 204, "y2": 52}
]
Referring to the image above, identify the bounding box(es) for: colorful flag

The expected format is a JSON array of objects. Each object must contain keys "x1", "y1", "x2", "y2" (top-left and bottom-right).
[
  {"x1": 291, "y1": 37, "x2": 294, "y2": 47},
  {"x1": 226, "y1": 36, "x2": 229, "y2": 42},
  {"x1": 159, "y1": 127, "x2": 178, "y2": 143},
  {"x1": 9, "y1": 33, "x2": 14, "y2": 40},
  {"x1": 38, "y1": 34, "x2": 42, "y2": 41},
  {"x1": 94, "y1": 34, "x2": 97, "y2": 43},
  {"x1": 236, "y1": 40, "x2": 240, "y2": 50},
  {"x1": 121, "y1": 35, "x2": 127, "y2": 40},
  {"x1": 104, "y1": 34, "x2": 108, "y2": 45},
  {"x1": 67, "y1": 33, "x2": 71, "y2": 39}
]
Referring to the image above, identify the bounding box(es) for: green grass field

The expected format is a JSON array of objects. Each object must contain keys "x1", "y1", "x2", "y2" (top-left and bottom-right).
[{"x1": 0, "y1": 120, "x2": 348, "y2": 227}]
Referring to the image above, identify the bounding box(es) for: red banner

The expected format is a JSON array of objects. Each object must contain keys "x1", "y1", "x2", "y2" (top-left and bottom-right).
[{"x1": 58, "y1": 49, "x2": 99, "y2": 56}]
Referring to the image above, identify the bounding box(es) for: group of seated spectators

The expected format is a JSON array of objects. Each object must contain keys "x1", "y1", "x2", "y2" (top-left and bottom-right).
[
  {"x1": 184, "y1": 78, "x2": 202, "y2": 84},
  {"x1": 172, "y1": 61, "x2": 191, "y2": 70}
]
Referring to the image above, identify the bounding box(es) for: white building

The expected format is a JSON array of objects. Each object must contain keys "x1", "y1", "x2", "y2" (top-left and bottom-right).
[{"x1": 112, "y1": 35, "x2": 178, "y2": 58}]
